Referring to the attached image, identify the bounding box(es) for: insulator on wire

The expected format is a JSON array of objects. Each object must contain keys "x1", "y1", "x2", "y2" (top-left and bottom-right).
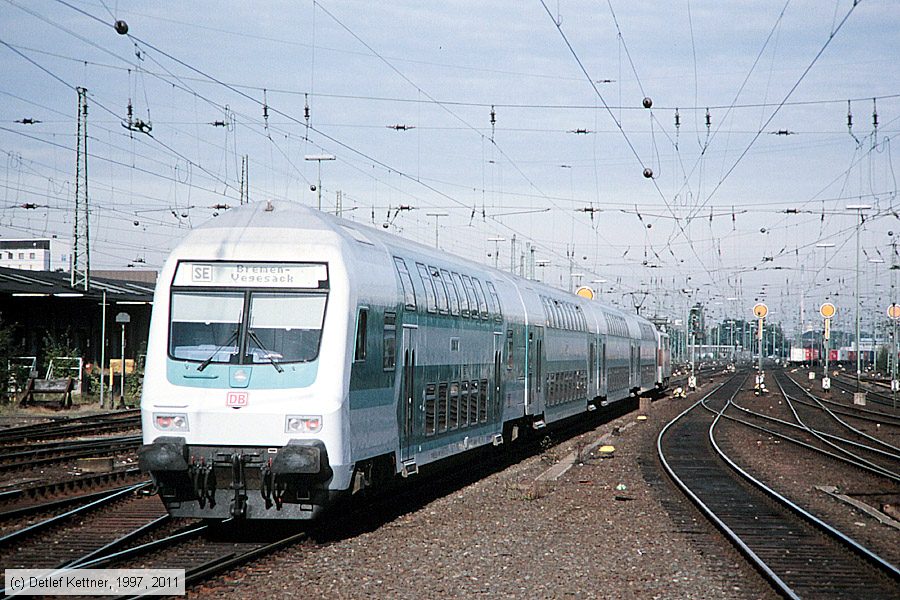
[
  {"x1": 490, "y1": 105, "x2": 496, "y2": 141},
  {"x1": 674, "y1": 109, "x2": 680, "y2": 129},
  {"x1": 705, "y1": 109, "x2": 711, "y2": 129}
]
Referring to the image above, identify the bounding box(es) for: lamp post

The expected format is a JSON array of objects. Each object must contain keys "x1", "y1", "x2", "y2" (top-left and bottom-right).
[
  {"x1": 304, "y1": 154, "x2": 335, "y2": 211},
  {"x1": 869, "y1": 257, "x2": 884, "y2": 367},
  {"x1": 487, "y1": 236, "x2": 505, "y2": 269},
  {"x1": 847, "y1": 204, "x2": 871, "y2": 402},
  {"x1": 536, "y1": 260, "x2": 550, "y2": 282},
  {"x1": 426, "y1": 212, "x2": 448, "y2": 248},
  {"x1": 115, "y1": 311, "x2": 130, "y2": 409},
  {"x1": 570, "y1": 272, "x2": 584, "y2": 293}
]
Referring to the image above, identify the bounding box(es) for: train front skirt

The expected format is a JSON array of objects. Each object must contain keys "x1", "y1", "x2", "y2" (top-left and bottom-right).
[{"x1": 139, "y1": 437, "x2": 335, "y2": 520}]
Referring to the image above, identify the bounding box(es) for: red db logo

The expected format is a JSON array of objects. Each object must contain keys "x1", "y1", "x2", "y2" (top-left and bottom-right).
[{"x1": 226, "y1": 392, "x2": 248, "y2": 408}]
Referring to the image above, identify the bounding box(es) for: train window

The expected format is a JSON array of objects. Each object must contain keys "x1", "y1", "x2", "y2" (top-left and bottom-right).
[
  {"x1": 438, "y1": 383, "x2": 449, "y2": 432},
  {"x1": 461, "y1": 275, "x2": 477, "y2": 318},
  {"x1": 483, "y1": 281, "x2": 497, "y2": 315},
  {"x1": 469, "y1": 380, "x2": 480, "y2": 425},
  {"x1": 449, "y1": 382, "x2": 460, "y2": 429},
  {"x1": 246, "y1": 292, "x2": 327, "y2": 363},
  {"x1": 451, "y1": 272, "x2": 468, "y2": 317},
  {"x1": 383, "y1": 311, "x2": 396, "y2": 371},
  {"x1": 354, "y1": 308, "x2": 368, "y2": 362},
  {"x1": 393, "y1": 257, "x2": 417, "y2": 310},
  {"x1": 416, "y1": 262, "x2": 437, "y2": 313},
  {"x1": 425, "y1": 383, "x2": 436, "y2": 436},
  {"x1": 441, "y1": 269, "x2": 460, "y2": 316},
  {"x1": 506, "y1": 329, "x2": 514, "y2": 370},
  {"x1": 478, "y1": 378, "x2": 488, "y2": 422},
  {"x1": 486, "y1": 281, "x2": 502, "y2": 321},
  {"x1": 460, "y1": 380, "x2": 470, "y2": 427},
  {"x1": 472, "y1": 278, "x2": 488, "y2": 319},
  {"x1": 170, "y1": 291, "x2": 244, "y2": 363},
  {"x1": 430, "y1": 266, "x2": 449, "y2": 314},
  {"x1": 450, "y1": 337, "x2": 460, "y2": 352}
]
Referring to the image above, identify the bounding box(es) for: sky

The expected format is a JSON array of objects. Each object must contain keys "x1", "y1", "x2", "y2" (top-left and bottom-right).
[{"x1": 1, "y1": 0, "x2": 899, "y2": 337}]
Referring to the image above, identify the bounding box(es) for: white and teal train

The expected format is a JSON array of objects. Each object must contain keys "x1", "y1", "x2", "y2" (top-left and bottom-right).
[{"x1": 139, "y1": 201, "x2": 671, "y2": 520}]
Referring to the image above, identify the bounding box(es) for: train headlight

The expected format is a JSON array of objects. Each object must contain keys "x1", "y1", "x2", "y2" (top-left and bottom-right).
[
  {"x1": 154, "y1": 413, "x2": 189, "y2": 432},
  {"x1": 285, "y1": 415, "x2": 322, "y2": 434}
]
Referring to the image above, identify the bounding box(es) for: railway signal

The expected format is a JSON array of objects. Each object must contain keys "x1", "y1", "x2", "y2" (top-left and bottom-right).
[
  {"x1": 752, "y1": 303, "x2": 767, "y2": 394},
  {"x1": 889, "y1": 304, "x2": 900, "y2": 406},
  {"x1": 820, "y1": 303, "x2": 836, "y2": 392}
]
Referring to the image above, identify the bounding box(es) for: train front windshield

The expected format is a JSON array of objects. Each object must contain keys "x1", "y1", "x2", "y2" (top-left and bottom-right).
[{"x1": 168, "y1": 262, "x2": 329, "y2": 366}]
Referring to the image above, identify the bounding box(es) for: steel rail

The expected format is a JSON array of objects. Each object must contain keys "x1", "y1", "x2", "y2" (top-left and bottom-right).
[
  {"x1": 659, "y1": 371, "x2": 900, "y2": 599},
  {"x1": 0, "y1": 482, "x2": 150, "y2": 548}
]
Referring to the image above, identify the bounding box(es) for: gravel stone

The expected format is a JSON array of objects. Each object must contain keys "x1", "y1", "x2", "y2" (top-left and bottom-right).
[{"x1": 194, "y1": 378, "x2": 778, "y2": 599}]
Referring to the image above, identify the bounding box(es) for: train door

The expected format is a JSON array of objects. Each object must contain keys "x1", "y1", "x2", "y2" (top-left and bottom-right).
[
  {"x1": 493, "y1": 331, "x2": 503, "y2": 421},
  {"x1": 589, "y1": 340, "x2": 596, "y2": 399},
  {"x1": 530, "y1": 326, "x2": 545, "y2": 414},
  {"x1": 600, "y1": 337, "x2": 607, "y2": 396},
  {"x1": 400, "y1": 325, "x2": 418, "y2": 464},
  {"x1": 631, "y1": 341, "x2": 639, "y2": 389}
]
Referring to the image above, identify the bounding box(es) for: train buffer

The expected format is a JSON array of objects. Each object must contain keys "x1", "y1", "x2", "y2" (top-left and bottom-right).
[{"x1": 18, "y1": 376, "x2": 74, "y2": 409}]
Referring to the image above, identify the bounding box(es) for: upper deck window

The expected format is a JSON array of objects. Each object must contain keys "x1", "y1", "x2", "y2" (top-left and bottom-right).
[
  {"x1": 416, "y1": 262, "x2": 437, "y2": 313},
  {"x1": 430, "y1": 266, "x2": 449, "y2": 314},
  {"x1": 393, "y1": 257, "x2": 417, "y2": 310}
]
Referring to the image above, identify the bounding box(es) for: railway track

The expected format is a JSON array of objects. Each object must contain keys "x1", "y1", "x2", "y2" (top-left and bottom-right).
[
  {"x1": 827, "y1": 374, "x2": 900, "y2": 411},
  {"x1": 0, "y1": 434, "x2": 141, "y2": 473},
  {"x1": 0, "y1": 409, "x2": 141, "y2": 444},
  {"x1": 780, "y1": 371, "x2": 900, "y2": 429},
  {"x1": 0, "y1": 386, "x2": 663, "y2": 596},
  {"x1": 659, "y1": 371, "x2": 900, "y2": 599},
  {"x1": 721, "y1": 373, "x2": 900, "y2": 484}
]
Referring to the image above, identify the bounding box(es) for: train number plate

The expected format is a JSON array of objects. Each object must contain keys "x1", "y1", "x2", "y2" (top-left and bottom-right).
[{"x1": 226, "y1": 391, "x2": 248, "y2": 407}]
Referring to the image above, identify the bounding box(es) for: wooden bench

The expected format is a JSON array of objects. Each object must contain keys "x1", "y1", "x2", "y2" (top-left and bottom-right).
[{"x1": 18, "y1": 377, "x2": 74, "y2": 409}]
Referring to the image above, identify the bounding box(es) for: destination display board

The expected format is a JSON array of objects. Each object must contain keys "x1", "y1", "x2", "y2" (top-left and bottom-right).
[{"x1": 173, "y1": 262, "x2": 328, "y2": 288}]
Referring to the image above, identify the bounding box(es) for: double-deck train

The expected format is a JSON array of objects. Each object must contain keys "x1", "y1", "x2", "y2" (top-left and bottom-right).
[{"x1": 139, "y1": 201, "x2": 671, "y2": 520}]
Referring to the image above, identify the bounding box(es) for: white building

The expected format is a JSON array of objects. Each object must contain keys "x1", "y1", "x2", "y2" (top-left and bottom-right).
[{"x1": 0, "y1": 238, "x2": 70, "y2": 272}]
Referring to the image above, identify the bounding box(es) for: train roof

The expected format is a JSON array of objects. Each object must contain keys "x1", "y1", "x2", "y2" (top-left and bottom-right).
[{"x1": 179, "y1": 201, "x2": 655, "y2": 329}]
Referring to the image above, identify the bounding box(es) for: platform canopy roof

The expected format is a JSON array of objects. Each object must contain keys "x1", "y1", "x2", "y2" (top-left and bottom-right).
[{"x1": 0, "y1": 267, "x2": 154, "y2": 303}]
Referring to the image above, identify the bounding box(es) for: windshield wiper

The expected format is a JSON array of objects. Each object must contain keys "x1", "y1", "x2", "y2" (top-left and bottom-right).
[
  {"x1": 197, "y1": 328, "x2": 239, "y2": 372},
  {"x1": 247, "y1": 329, "x2": 285, "y2": 373}
]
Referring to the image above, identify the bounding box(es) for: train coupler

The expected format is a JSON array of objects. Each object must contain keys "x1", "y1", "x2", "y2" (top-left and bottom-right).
[
  {"x1": 260, "y1": 461, "x2": 275, "y2": 510},
  {"x1": 188, "y1": 460, "x2": 217, "y2": 509},
  {"x1": 228, "y1": 452, "x2": 249, "y2": 518}
]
